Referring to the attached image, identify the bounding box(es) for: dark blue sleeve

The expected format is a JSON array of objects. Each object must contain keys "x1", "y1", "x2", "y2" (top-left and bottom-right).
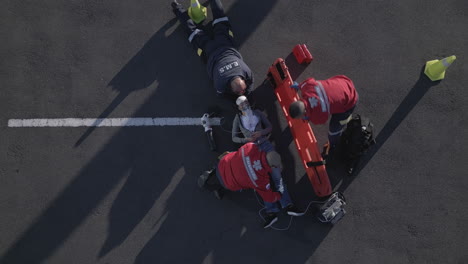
[{"x1": 244, "y1": 65, "x2": 254, "y2": 94}]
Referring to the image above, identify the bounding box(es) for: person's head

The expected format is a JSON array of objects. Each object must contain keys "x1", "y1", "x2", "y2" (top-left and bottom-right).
[
  {"x1": 236, "y1": 95, "x2": 250, "y2": 112},
  {"x1": 289, "y1": 100, "x2": 306, "y2": 119},
  {"x1": 230, "y1": 76, "x2": 247, "y2": 95},
  {"x1": 266, "y1": 151, "x2": 282, "y2": 170}
]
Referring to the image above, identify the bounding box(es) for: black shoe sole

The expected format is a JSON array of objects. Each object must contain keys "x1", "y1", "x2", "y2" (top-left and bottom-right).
[
  {"x1": 287, "y1": 211, "x2": 305, "y2": 217},
  {"x1": 198, "y1": 172, "x2": 209, "y2": 188},
  {"x1": 213, "y1": 189, "x2": 224, "y2": 200},
  {"x1": 171, "y1": 0, "x2": 180, "y2": 9},
  {"x1": 263, "y1": 217, "x2": 278, "y2": 228},
  {"x1": 171, "y1": 1, "x2": 184, "y2": 14}
]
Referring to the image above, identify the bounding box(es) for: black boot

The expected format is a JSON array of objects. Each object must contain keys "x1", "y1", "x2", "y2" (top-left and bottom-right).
[
  {"x1": 213, "y1": 188, "x2": 225, "y2": 200},
  {"x1": 286, "y1": 204, "x2": 305, "y2": 216},
  {"x1": 263, "y1": 213, "x2": 278, "y2": 229},
  {"x1": 171, "y1": 0, "x2": 184, "y2": 15},
  {"x1": 198, "y1": 170, "x2": 211, "y2": 188},
  {"x1": 171, "y1": 0, "x2": 199, "y2": 35}
]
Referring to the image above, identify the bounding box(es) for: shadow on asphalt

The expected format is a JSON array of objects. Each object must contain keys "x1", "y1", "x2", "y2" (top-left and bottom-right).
[
  {"x1": 1, "y1": 0, "x2": 442, "y2": 258},
  {"x1": 11, "y1": 0, "x2": 441, "y2": 262},
  {"x1": 74, "y1": 18, "x2": 179, "y2": 147},
  {"x1": 1, "y1": 1, "x2": 334, "y2": 264},
  {"x1": 0, "y1": 15, "x2": 198, "y2": 263},
  {"x1": 338, "y1": 66, "x2": 441, "y2": 193}
]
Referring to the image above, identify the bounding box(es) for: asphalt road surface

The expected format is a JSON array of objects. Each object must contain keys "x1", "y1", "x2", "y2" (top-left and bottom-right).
[{"x1": 1, "y1": 0, "x2": 467, "y2": 263}]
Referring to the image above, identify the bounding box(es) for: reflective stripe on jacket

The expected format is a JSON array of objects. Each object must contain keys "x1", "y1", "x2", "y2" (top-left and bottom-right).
[
  {"x1": 300, "y1": 75, "x2": 358, "y2": 124},
  {"x1": 218, "y1": 143, "x2": 280, "y2": 203}
]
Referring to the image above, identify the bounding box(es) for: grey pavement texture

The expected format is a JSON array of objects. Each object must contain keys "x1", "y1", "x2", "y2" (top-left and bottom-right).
[{"x1": 1, "y1": 0, "x2": 467, "y2": 263}]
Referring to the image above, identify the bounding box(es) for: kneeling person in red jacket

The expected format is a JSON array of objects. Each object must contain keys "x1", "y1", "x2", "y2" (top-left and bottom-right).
[
  {"x1": 289, "y1": 75, "x2": 358, "y2": 149},
  {"x1": 199, "y1": 142, "x2": 304, "y2": 228}
]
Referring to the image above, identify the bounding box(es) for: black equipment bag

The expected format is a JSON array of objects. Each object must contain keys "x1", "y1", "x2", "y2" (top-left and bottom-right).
[{"x1": 340, "y1": 114, "x2": 376, "y2": 174}]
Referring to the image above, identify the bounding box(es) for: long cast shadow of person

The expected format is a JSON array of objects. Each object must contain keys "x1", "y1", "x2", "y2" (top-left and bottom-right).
[
  {"x1": 95, "y1": 20, "x2": 220, "y2": 258},
  {"x1": 74, "y1": 19, "x2": 178, "y2": 147},
  {"x1": 338, "y1": 66, "x2": 442, "y2": 193},
  {"x1": 0, "y1": 16, "x2": 215, "y2": 264},
  {"x1": 100, "y1": 0, "x2": 286, "y2": 260},
  {"x1": 74, "y1": 16, "x2": 212, "y2": 147}
]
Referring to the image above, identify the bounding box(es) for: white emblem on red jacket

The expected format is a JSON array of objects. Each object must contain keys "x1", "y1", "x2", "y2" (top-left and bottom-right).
[
  {"x1": 253, "y1": 160, "x2": 262, "y2": 171},
  {"x1": 308, "y1": 97, "x2": 318, "y2": 108}
]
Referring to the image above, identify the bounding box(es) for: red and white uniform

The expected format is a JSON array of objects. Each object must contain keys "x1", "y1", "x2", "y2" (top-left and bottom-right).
[
  {"x1": 218, "y1": 143, "x2": 280, "y2": 203},
  {"x1": 300, "y1": 75, "x2": 358, "y2": 125}
]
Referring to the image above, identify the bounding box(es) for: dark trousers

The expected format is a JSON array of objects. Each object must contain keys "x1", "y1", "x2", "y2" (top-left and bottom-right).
[
  {"x1": 328, "y1": 106, "x2": 356, "y2": 146},
  {"x1": 173, "y1": 0, "x2": 235, "y2": 58},
  {"x1": 203, "y1": 166, "x2": 226, "y2": 192}
]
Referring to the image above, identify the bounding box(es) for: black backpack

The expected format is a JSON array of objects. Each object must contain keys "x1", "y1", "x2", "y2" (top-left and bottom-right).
[{"x1": 340, "y1": 114, "x2": 376, "y2": 174}]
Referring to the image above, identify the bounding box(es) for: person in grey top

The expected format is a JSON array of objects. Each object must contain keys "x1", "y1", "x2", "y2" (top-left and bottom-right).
[
  {"x1": 232, "y1": 96, "x2": 274, "y2": 152},
  {"x1": 171, "y1": 0, "x2": 254, "y2": 97}
]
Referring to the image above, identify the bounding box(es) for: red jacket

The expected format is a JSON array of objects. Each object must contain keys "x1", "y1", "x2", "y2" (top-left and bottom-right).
[
  {"x1": 300, "y1": 75, "x2": 358, "y2": 125},
  {"x1": 218, "y1": 143, "x2": 281, "y2": 203}
]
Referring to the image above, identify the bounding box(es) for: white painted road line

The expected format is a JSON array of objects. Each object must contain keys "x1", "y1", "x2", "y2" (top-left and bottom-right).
[{"x1": 7, "y1": 118, "x2": 222, "y2": 127}]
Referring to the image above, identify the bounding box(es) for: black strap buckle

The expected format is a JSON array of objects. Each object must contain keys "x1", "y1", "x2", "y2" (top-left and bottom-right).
[{"x1": 306, "y1": 160, "x2": 326, "y2": 167}]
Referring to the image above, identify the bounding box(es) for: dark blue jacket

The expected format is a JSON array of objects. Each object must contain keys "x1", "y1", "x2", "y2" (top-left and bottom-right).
[{"x1": 207, "y1": 47, "x2": 253, "y2": 95}]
